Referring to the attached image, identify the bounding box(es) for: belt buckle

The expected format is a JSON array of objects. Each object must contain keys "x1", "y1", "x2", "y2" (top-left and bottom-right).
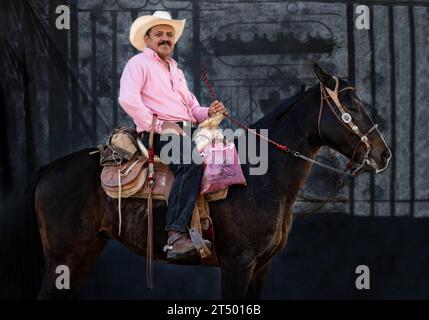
[{"x1": 183, "y1": 121, "x2": 193, "y2": 128}]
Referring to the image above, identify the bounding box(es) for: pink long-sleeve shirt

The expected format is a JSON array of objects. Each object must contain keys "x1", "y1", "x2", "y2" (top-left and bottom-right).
[{"x1": 118, "y1": 48, "x2": 209, "y2": 133}]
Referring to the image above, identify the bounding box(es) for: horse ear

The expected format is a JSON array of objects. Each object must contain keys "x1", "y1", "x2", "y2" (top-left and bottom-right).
[{"x1": 314, "y1": 64, "x2": 336, "y2": 90}]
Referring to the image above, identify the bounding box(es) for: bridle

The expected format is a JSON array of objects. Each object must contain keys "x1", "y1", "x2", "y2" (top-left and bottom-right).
[
  {"x1": 201, "y1": 64, "x2": 379, "y2": 177},
  {"x1": 318, "y1": 76, "x2": 379, "y2": 176}
]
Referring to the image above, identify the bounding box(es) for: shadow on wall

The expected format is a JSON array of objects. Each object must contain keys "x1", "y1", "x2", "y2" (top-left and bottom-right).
[{"x1": 81, "y1": 213, "x2": 429, "y2": 300}]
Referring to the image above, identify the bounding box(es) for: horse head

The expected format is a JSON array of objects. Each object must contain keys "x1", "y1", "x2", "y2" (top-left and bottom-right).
[{"x1": 314, "y1": 64, "x2": 392, "y2": 175}]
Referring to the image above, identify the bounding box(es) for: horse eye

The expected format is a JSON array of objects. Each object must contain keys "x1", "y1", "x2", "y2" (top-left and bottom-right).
[{"x1": 345, "y1": 95, "x2": 360, "y2": 112}]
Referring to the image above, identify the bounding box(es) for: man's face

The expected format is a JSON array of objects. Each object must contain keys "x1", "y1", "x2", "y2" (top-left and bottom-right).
[{"x1": 144, "y1": 24, "x2": 175, "y2": 60}]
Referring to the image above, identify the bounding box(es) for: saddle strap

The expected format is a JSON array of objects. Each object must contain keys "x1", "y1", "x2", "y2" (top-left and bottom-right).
[
  {"x1": 189, "y1": 227, "x2": 212, "y2": 259},
  {"x1": 117, "y1": 168, "x2": 122, "y2": 236},
  {"x1": 146, "y1": 114, "x2": 157, "y2": 289},
  {"x1": 146, "y1": 189, "x2": 153, "y2": 289}
]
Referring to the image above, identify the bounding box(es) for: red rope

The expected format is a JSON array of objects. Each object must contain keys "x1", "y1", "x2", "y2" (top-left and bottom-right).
[
  {"x1": 148, "y1": 149, "x2": 154, "y2": 163},
  {"x1": 201, "y1": 64, "x2": 289, "y2": 153},
  {"x1": 201, "y1": 64, "x2": 218, "y2": 101}
]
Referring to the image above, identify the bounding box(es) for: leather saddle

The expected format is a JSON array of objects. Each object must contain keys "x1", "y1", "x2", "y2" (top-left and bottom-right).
[
  {"x1": 100, "y1": 141, "x2": 227, "y2": 203},
  {"x1": 99, "y1": 137, "x2": 226, "y2": 265}
]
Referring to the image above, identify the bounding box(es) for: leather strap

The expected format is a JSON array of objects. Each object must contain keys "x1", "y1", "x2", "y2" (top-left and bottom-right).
[
  {"x1": 146, "y1": 114, "x2": 157, "y2": 289},
  {"x1": 318, "y1": 78, "x2": 378, "y2": 175}
]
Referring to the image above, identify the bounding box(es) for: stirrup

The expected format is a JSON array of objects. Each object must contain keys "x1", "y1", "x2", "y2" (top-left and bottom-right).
[{"x1": 188, "y1": 227, "x2": 212, "y2": 258}]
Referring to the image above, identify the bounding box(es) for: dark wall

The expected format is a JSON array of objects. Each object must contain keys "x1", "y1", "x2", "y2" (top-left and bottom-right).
[
  {"x1": 1, "y1": 0, "x2": 429, "y2": 299},
  {"x1": 2, "y1": 0, "x2": 429, "y2": 214}
]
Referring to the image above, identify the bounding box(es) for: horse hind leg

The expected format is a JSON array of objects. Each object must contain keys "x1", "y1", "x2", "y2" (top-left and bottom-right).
[
  {"x1": 37, "y1": 237, "x2": 107, "y2": 300},
  {"x1": 244, "y1": 260, "x2": 272, "y2": 300},
  {"x1": 220, "y1": 259, "x2": 255, "y2": 300}
]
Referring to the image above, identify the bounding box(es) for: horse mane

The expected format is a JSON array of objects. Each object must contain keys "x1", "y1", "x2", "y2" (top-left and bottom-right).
[{"x1": 251, "y1": 84, "x2": 315, "y2": 129}]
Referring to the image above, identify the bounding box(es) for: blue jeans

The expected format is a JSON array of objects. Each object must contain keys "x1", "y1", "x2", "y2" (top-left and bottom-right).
[{"x1": 141, "y1": 126, "x2": 204, "y2": 233}]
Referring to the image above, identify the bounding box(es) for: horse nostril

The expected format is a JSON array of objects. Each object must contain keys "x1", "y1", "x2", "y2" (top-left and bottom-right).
[{"x1": 381, "y1": 149, "x2": 391, "y2": 162}]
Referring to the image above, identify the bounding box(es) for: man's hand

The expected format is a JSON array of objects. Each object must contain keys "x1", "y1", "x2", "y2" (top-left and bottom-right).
[
  {"x1": 161, "y1": 122, "x2": 186, "y2": 135},
  {"x1": 208, "y1": 100, "x2": 227, "y2": 117}
]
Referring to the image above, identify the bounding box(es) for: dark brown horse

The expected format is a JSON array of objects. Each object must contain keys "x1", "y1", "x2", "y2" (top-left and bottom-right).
[{"x1": 0, "y1": 65, "x2": 391, "y2": 300}]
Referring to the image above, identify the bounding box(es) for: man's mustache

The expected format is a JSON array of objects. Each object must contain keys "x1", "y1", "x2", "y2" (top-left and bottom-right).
[{"x1": 158, "y1": 40, "x2": 171, "y2": 47}]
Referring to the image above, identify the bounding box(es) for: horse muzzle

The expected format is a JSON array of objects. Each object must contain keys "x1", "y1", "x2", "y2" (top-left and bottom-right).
[{"x1": 368, "y1": 145, "x2": 392, "y2": 174}]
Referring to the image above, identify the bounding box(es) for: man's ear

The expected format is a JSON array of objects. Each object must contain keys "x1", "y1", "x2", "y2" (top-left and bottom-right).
[
  {"x1": 144, "y1": 35, "x2": 149, "y2": 45},
  {"x1": 314, "y1": 64, "x2": 336, "y2": 90}
]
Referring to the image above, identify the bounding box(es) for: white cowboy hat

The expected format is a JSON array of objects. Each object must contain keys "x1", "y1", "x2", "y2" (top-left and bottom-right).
[{"x1": 129, "y1": 11, "x2": 186, "y2": 51}]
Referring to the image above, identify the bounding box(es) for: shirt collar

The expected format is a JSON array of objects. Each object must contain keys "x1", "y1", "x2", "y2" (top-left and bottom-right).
[{"x1": 143, "y1": 47, "x2": 177, "y2": 67}]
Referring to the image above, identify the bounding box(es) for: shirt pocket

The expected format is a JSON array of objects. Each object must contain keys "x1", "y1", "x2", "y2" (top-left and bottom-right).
[{"x1": 174, "y1": 72, "x2": 190, "y2": 104}]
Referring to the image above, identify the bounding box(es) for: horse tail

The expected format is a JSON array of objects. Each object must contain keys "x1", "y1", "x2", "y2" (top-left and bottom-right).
[{"x1": 0, "y1": 168, "x2": 46, "y2": 299}]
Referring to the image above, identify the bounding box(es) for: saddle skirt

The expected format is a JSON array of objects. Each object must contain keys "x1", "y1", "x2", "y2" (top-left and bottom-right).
[{"x1": 100, "y1": 154, "x2": 228, "y2": 203}]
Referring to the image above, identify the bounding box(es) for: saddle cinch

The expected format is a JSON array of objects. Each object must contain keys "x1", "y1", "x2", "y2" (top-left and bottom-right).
[{"x1": 96, "y1": 127, "x2": 227, "y2": 264}]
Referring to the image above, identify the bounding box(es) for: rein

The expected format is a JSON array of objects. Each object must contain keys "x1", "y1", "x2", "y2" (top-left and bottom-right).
[
  {"x1": 200, "y1": 66, "x2": 384, "y2": 218},
  {"x1": 201, "y1": 65, "x2": 356, "y2": 176}
]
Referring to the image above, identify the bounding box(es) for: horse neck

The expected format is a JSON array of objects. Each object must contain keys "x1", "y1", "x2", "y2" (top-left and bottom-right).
[{"x1": 247, "y1": 87, "x2": 322, "y2": 207}]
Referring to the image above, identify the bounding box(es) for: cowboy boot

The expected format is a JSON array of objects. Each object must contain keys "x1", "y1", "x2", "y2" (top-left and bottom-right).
[{"x1": 164, "y1": 230, "x2": 211, "y2": 262}]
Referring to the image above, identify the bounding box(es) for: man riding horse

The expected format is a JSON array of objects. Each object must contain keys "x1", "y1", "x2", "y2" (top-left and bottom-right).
[{"x1": 118, "y1": 11, "x2": 227, "y2": 262}]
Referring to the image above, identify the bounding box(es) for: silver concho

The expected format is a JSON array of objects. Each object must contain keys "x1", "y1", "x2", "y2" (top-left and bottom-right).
[{"x1": 341, "y1": 112, "x2": 352, "y2": 123}]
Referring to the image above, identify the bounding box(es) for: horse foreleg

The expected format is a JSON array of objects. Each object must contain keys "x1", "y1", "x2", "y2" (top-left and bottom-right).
[
  {"x1": 220, "y1": 260, "x2": 255, "y2": 300},
  {"x1": 245, "y1": 260, "x2": 272, "y2": 300},
  {"x1": 72, "y1": 237, "x2": 108, "y2": 293}
]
